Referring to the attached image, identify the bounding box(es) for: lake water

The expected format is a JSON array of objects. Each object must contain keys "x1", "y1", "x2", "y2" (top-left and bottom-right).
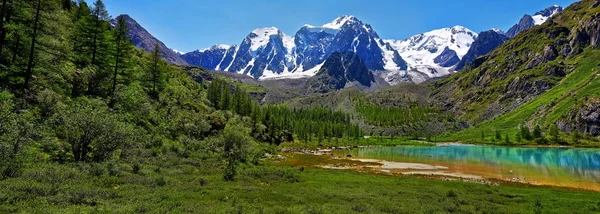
[{"x1": 337, "y1": 144, "x2": 600, "y2": 191}]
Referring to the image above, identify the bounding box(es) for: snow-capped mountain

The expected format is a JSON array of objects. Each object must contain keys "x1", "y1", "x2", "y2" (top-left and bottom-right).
[
  {"x1": 506, "y1": 5, "x2": 563, "y2": 38},
  {"x1": 183, "y1": 16, "x2": 407, "y2": 80},
  {"x1": 385, "y1": 26, "x2": 477, "y2": 80},
  {"x1": 180, "y1": 5, "x2": 563, "y2": 83},
  {"x1": 180, "y1": 45, "x2": 237, "y2": 71}
]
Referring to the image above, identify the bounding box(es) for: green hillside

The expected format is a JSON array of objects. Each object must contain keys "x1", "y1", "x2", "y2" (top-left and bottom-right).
[{"x1": 430, "y1": 0, "x2": 600, "y2": 145}]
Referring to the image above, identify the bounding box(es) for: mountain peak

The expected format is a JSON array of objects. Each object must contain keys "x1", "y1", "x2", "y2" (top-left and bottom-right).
[
  {"x1": 111, "y1": 14, "x2": 187, "y2": 65},
  {"x1": 251, "y1": 27, "x2": 281, "y2": 37},
  {"x1": 199, "y1": 44, "x2": 232, "y2": 52},
  {"x1": 534, "y1": 5, "x2": 563, "y2": 17},
  {"x1": 323, "y1": 15, "x2": 361, "y2": 29},
  {"x1": 490, "y1": 28, "x2": 505, "y2": 34}
]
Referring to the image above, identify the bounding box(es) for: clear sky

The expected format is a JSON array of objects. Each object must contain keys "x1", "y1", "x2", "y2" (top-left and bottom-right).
[{"x1": 94, "y1": 0, "x2": 577, "y2": 53}]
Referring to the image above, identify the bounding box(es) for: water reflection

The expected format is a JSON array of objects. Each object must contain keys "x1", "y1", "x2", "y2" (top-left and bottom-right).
[{"x1": 350, "y1": 145, "x2": 600, "y2": 188}]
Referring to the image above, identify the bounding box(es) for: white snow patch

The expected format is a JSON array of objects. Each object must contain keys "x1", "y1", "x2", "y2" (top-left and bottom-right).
[
  {"x1": 199, "y1": 44, "x2": 231, "y2": 52},
  {"x1": 172, "y1": 49, "x2": 186, "y2": 55},
  {"x1": 323, "y1": 15, "x2": 356, "y2": 30},
  {"x1": 260, "y1": 63, "x2": 323, "y2": 80},
  {"x1": 250, "y1": 27, "x2": 280, "y2": 51},
  {"x1": 386, "y1": 26, "x2": 477, "y2": 76}
]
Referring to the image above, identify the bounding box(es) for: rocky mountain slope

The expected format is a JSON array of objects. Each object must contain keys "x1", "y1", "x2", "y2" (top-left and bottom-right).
[
  {"x1": 429, "y1": 0, "x2": 600, "y2": 140},
  {"x1": 112, "y1": 15, "x2": 187, "y2": 65},
  {"x1": 506, "y1": 5, "x2": 563, "y2": 38},
  {"x1": 306, "y1": 52, "x2": 375, "y2": 93},
  {"x1": 182, "y1": 16, "x2": 407, "y2": 80},
  {"x1": 453, "y1": 30, "x2": 509, "y2": 71}
]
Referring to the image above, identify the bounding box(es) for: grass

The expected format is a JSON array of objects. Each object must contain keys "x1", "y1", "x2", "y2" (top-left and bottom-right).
[
  {"x1": 2, "y1": 155, "x2": 600, "y2": 213},
  {"x1": 438, "y1": 49, "x2": 600, "y2": 145}
]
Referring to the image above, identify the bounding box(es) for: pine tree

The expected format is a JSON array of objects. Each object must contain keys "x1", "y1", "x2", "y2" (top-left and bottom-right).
[
  {"x1": 520, "y1": 124, "x2": 532, "y2": 141},
  {"x1": 148, "y1": 44, "x2": 165, "y2": 99},
  {"x1": 23, "y1": 0, "x2": 42, "y2": 89},
  {"x1": 90, "y1": 0, "x2": 110, "y2": 66},
  {"x1": 110, "y1": 15, "x2": 132, "y2": 101},
  {"x1": 549, "y1": 124, "x2": 560, "y2": 144},
  {"x1": 533, "y1": 125, "x2": 543, "y2": 139},
  {"x1": 571, "y1": 130, "x2": 580, "y2": 144},
  {"x1": 495, "y1": 130, "x2": 502, "y2": 140}
]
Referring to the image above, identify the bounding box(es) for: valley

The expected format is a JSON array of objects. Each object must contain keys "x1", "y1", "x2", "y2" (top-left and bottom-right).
[{"x1": 1, "y1": 0, "x2": 600, "y2": 213}]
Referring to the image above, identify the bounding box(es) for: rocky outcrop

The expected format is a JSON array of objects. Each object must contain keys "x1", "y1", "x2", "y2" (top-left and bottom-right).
[
  {"x1": 112, "y1": 15, "x2": 187, "y2": 65},
  {"x1": 433, "y1": 47, "x2": 460, "y2": 67},
  {"x1": 454, "y1": 30, "x2": 509, "y2": 71},
  {"x1": 558, "y1": 97, "x2": 600, "y2": 136},
  {"x1": 570, "y1": 13, "x2": 600, "y2": 56},
  {"x1": 306, "y1": 52, "x2": 374, "y2": 93},
  {"x1": 506, "y1": 15, "x2": 536, "y2": 38}
]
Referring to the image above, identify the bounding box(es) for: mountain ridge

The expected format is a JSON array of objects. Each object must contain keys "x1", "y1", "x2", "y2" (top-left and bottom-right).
[{"x1": 112, "y1": 14, "x2": 187, "y2": 65}]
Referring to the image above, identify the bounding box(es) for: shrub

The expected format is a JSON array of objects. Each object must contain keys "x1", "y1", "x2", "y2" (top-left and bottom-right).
[
  {"x1": 198, "y1": 177, "x2": 208, "y2": 187},
  {"x1": 132, "y1": 162, "x2": 141, "y2": 174},
  {"x1": 155, "y1": 177, "x2": 167, "y2": 187},
  {"x1": 446, "y1": 190, "x2": 458, "y2": 198},
  {"x1": 0, "y1": 93, "x2": 34, "y2": 179},
  {"x1": 54, "y1": 98, "x2": 133, "y2": 162},
  {"x1": 221, "y1": 121, "x2": 253, "y2": 181}
]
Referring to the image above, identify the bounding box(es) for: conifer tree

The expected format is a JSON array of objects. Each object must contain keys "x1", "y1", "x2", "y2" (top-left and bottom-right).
[{"x1": 148, "y1": 44, "x2": 165, "y2": 99}]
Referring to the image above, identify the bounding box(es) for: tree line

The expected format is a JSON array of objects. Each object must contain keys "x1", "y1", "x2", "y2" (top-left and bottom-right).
[{"x1": 355, "y1": 100, "x2": 452, "y2": 128}]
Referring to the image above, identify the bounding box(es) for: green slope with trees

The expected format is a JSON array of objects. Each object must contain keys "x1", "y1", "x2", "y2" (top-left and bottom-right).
[{"x1": 0, "y1": 0, "x2": 599, "y2": 213}]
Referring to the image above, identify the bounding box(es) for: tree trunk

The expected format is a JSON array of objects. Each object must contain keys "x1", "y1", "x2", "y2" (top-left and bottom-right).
[
  {"x1": 91, "y1": 30, "x2": 97, "y2": 65},
  {"x1": 11, "y1": 33, "x2": 19, "y2": 64},
  {"x1": 111, "y1": 36, "x2": 121, "y2": 101},
  {"x1": 0, "y1": 0, "x2": 9, "y2": 54},
  {"x1": 24, "y1": 0, "x2": 41, "y2": 90}
]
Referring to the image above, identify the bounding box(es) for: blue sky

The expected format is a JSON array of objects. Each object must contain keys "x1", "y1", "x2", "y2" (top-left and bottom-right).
[{"x1": 95, "y1": 0, "x2": 577, "y2": 53}]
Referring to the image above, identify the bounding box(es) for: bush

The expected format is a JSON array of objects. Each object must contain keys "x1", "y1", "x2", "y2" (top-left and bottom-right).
[
  {"x1": 54, "y1": 98, "x2": 133, "y2": 162},
  {"x1": 198, "y1": 177, "x2": 208, "y2": 187},
  {"x1": 132, "y1": 162, "x2": 141, "y2": 174},
  {"x1": 221, "y1": 121, "x2": 253, "y2": 181},
  {"x1": 446, "y1": 190, "x2": 458, "y2": 198},
  {"x1": 0, "y1": 93, "x2": 35, "y2": 179},
  {"x1": 155, "y1": 177, "x2": 167, "y2": 187}
]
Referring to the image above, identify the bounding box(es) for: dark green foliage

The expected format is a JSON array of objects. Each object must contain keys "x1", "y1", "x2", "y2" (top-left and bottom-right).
[
  {"x1": 110, "y1": 14, "x2": 134, "y2": 100},
  {"x1": 54, "y1": 98, "x2": 132, "y2": 162},
  {"x1": 549, "y1": 124, "x2": 560, "y2": 144},
  {"x1": 495, "y1": 130, "x2": 502, "y2": 140},
  {"x1": 147, "y1": 44, "x2": 165, "y2": 99},
  {"x1": 0, "y1": 92, "x2": 34, "y2": 179},
  {"x1": 355, "y1": 101, "x2": 448, "y2": 127},
  {"x1": 256, "y1": 106, "x2": 361, "y2": 144},
  {"x1": 222, "y1": 122, "x2": 253, "y2": 181},
  {"x1": 446, "y1": 190, "x2": 457, "y2": 198},
  {"x1": 534, "y1": 198, "x2": 543, "y2": 214},
  {"x1": 572, "y1": 130, "x2": 580, "y2": 144},
  {"x1": 533, "y1": 125, "x2": 543, "y2": 140},
  {"x1": 519, "y1": 125, "x2": 532, "y2": 141}
]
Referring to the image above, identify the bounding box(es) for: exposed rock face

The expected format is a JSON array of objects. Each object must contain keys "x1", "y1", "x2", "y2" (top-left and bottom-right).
[
  {"x1": 181, "y1": 45, "x2": 237, "y2": 70},
  {"x1": 506, "y1": 5, "x2": 563, "y2": 38},
  {"x1": 571, "y1": 13, "x2": 600, "y2": 55},
  {"x1": 454, "y1": 30, "x2": 509, "y2": 71},
  {"x1": 112, "y1": 15, "x2": 187, "y2": 65},
  {"x1": 306, "y1": 52, "x2": 374, "y2": 93},
  {"x1": 433, "y1": 47, "x2": 460, "y2": 67},
  {"x1": 558, "y1": 97, "x2": 600, "y2": 136},
  {"x1": 506, "y1": 15, "x2": 536, "y2": 38}
]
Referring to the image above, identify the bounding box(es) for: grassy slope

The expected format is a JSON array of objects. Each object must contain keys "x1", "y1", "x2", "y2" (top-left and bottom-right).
[
  {"x1": 433, "y1": 1, "x2": 600, "y2": 144},
  {"x1": 439, "y1": 49, "x2": 600, "y2": 143},
  {"x1": 2, "y1": 160, "x2": 599, "y2": 213}
]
